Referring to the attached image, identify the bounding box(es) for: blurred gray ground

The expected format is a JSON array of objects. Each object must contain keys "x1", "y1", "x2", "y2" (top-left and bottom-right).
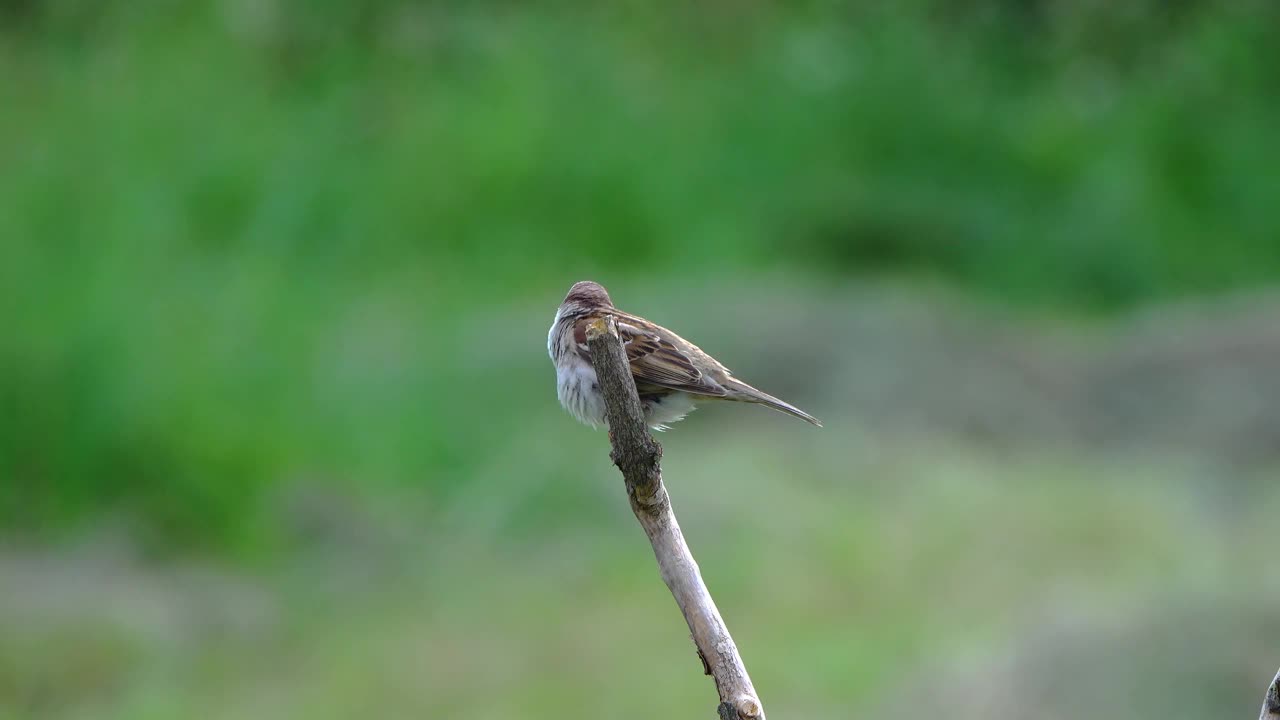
[
  {"x1": 697, "y1": 284, "x2": 1280, "y2": 465},
  {"x1": 873, "y1": 602, "x2": 1280, "y2": 720}
]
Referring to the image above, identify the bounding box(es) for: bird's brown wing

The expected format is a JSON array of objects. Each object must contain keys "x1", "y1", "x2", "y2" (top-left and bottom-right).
[{"x1": 573, "y1": 314, "x2": 727, "y2": 397}]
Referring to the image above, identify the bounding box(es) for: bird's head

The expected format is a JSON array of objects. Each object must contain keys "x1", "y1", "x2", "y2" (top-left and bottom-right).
[{"x1": 561, "y1": 280, "x2": 615, "y2": 312}]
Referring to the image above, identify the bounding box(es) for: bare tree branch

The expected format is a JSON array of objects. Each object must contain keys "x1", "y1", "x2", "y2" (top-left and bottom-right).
[
  {"x1": 1261, "y1": 667, "x2": 1280, "y2": 720},
  {"x1": 585, "y1": 316, "x2": 766, "y2": 720}
]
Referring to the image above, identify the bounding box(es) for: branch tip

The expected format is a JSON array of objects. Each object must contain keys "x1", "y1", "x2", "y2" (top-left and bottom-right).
[{"x1": 585, "y1": 315, "x2": 613, "y2": 341}]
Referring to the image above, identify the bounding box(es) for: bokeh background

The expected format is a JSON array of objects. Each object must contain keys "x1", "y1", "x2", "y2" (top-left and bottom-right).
[{"x1": 3, "y1": 1, "x2": 1279, "y2": 718}]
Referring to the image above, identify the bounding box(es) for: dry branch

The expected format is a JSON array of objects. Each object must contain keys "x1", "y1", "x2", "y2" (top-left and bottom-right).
[
  {"x1": 585, "y1": 315, "x2": 766, "y2": 720},
  {"x1": 1261, "y1": 667, "x2": 1280, "y2": 720}
]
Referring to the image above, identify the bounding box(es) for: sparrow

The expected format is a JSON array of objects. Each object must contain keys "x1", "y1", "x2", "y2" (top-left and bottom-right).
[{"x1": 547, "y1": 280, "x2": 822, "y2": 430}]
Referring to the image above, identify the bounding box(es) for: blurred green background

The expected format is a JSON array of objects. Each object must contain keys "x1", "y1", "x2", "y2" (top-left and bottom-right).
[{"x1": 2, "y1": 1, "x2": 1279, "y2": 718}]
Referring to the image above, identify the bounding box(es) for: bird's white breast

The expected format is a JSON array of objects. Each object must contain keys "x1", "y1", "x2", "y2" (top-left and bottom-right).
[
  {"x1": 550, "y1": 308, "x2": 605, "y2": 428},
  {"x1": 547, "y1": 306, "x2": 697, "y2": 430},
  {"x1": 556, "y1": 358, "x2": 606, "y2": 429}
]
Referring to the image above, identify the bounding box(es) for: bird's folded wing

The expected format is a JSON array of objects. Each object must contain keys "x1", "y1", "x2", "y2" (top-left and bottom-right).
[{"x1": 574, "y1": 316, "x2": 726, "y2": 396}]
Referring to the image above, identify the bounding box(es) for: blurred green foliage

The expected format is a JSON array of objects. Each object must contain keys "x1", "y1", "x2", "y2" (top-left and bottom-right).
[{"x1": 2, "y1": 0, "x2": 1279, "y2": 551}]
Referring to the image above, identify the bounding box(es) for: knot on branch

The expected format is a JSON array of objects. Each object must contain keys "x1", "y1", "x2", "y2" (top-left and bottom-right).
[
  {"x1": 611, "y1": 439, "x2": 662, "y2": 495},
  {"x1": 718, "y1": 698, "x2": 762, "y2": 720}
]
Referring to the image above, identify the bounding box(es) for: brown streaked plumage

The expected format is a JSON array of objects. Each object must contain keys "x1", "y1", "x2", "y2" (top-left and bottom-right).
[{"x1": 547, "y1": 280, "x2": 822, "y2": 430}]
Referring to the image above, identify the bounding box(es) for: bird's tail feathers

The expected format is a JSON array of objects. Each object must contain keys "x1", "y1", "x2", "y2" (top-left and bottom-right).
[{"x1": 722, "y1": 380, "x2": 822, "y2": 427}]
